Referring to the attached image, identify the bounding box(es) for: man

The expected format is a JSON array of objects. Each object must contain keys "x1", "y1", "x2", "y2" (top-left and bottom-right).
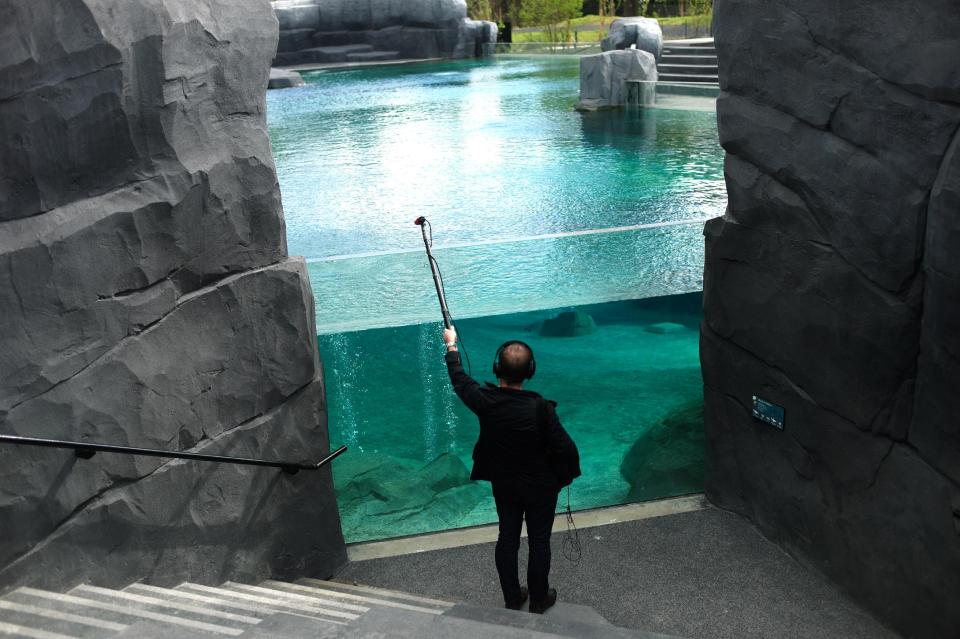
[{"x1": 443, "y1": 326, "x2": 580, "y2": 614}]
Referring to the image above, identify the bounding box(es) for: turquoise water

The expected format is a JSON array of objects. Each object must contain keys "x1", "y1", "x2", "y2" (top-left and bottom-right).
[
  {"x1": 320, "y1": 296, "x2": 704, "y2": 543},
  {"x1": 266, "y1": 57, "x2": 723, "y2": 542}
]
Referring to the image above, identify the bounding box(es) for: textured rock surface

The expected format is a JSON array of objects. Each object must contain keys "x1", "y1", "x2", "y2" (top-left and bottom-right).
[
  {"x1": 576, "y1": 49, "x2": 657, "y2": 111},
  {"x1": 600, "y1": 17, "x2": 663, "y2": 62},
  {"x1": 704, "y1": 1, "x2": 960, "y2": 637},
  {"x1": 539, "y1": 311, "x2": 597, "y2": 337},
  {"x1": 0, "y1": 0, "x2": 346, "y2": 592},
  {"x1": 271, "y1": 0, "x2": 495, "y2": 64},
  {"x1": 269, "y1": 68, "x2": 306, "y2": 89},
  {"x1": 620, "y1": 400, "x2": 704, "y2": 502},
  {"x1": 335, "y1": 453, "x2": 486, "y2": 541}
]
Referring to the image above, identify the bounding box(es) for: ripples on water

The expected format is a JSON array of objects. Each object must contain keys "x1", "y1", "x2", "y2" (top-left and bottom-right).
[
  {"x1": 267, "y1": 57, "x2": 725, "y2": 265},
  {"x1": 267, "y1": 58, "x2": 720, "y2": 542}
]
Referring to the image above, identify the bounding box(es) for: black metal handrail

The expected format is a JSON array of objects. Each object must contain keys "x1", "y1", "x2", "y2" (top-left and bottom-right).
[{"x1": 0, "y1": 433, "x2": 347, "y2": 475}]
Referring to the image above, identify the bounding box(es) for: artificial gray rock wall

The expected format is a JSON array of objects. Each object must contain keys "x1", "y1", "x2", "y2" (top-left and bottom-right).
[
  {"x1": 272, "y1": 0, "x2": 496, "y2": 65},
  {"x1": 600, "y1": 17, "x2": 663, "y2": 62},
  {"x1": 0, "y1": 0, "x2": 346, "y2": 592},
  {"x1": 703, "y1": 1, "x2": 960, "y2": 637},
  {"x1": 576, "y1": 49, "x2": 657, "y2": 110}
]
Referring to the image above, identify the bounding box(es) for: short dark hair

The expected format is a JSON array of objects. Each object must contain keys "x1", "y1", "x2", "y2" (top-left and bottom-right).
[{"x1": 498, "y1": 342, "x2": 532, "y2": 384}]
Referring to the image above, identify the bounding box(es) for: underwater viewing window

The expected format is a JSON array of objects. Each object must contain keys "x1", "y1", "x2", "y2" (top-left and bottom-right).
[{"x1": 267, "y1": 56, "x2": 723, "y2": 542}]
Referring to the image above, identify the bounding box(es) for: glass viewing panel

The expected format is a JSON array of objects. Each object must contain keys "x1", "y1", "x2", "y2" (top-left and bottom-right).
[{"x1": 267, "y1": 56, "x2": 722, "y2": 543}]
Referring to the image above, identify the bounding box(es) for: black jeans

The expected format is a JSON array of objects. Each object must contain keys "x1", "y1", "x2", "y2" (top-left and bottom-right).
[{"x1": 492, "y1": 483, "x2": 559, "y2": 606}]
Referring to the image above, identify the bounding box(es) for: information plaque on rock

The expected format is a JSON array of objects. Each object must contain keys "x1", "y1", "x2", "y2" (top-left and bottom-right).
[{"x1": 752, "y1": 396, "x2": 785, "y2": 430}]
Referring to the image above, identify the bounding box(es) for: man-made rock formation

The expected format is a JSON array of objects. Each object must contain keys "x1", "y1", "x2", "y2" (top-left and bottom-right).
[
  {"x1": 539, "y1": 311, "x2": 597, "y2": 337},
  {"x1": 335, "y1": 452, "x2": 486, "y2": 541},
  {"x1": 272, "y1": 0, "x2": 497, "y2": 65},
  {"x1": 643, "y1": 322, "x2": 686, "y2": 334},
  {"x1": 703, "y1": 1, "x2": 960, "y2": 637},
  {"x1": 269, "y1": 68, "x2": 307, "y2": 89},
  {"x1": 0, "y1": 0, "x2": 346, "y2": 592},
  {"x1": 576, "y1": 49, "x2": 658, "y2": 111},
  {"x1": 601, "y1": 17, "x2": 663, "y2": 62},
  {"x1": 620, "y1": 400, "x2": 703, "y2": 502}
]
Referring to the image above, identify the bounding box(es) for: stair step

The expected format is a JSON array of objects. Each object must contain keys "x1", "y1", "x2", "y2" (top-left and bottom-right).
[
  {"x1": 0, "y1": 599, "x2": 126, "y2": 638},
  {"x1": 352, "y1": 606, "x2": 596, "y2": 639},
  {"x1": 659, "y1": 54, "x2": 717, "y2": 65},
  {"x1": 220, "y1": 612, "x2": 351, "y2": 639},
  {"x1": 657, "y1": 64, "x2": 719, "y2": 74},
  {"x1": 0, "y1": 620, "x2": 82, "y2": 639},
  {"x1": 443, "y1": 603, "x2": 663, "y2": 638},
  {"x1": 257, "y1": 579, "x2": 445, "y2": 616},
  {"x1": 175, "y1": 583, "x2": 355, "y2": 623},
  {"x1": 662, "y1": 46, "x2": 716, "y2": 55},
  {"x1": 5, "y1": 588, "x2": 242, "y2": 636},
  {"x1": 224, "y1": 582, "x2": 368, "y2": 614},
  {"x1": 658, "y1": 73, "x2": 719, "y2": 84},
  {"x1": 655, "y1": 82, "x2": 721, "y2": 97},
  {"x1": 300, "y1": 44, "x2": 374, "y2": 63},
  {"x1": 304, "y1": 578, "x2": 454, "y2": 608},
  {"x1": 345, "y1": 50, "x2": 400, "y2": 62},
  {"x1": 312, "y1": 30, "x2": 370, "y2": 47},
  {"x1": 69, "y1": 585, "x2": 260, "y2": 627},
  {"x1": 297, "y1": 577, "x2": 453, "y2": 612},
  {"x1": 124, "y1": 583, "x2": 285, "y2": 617}
]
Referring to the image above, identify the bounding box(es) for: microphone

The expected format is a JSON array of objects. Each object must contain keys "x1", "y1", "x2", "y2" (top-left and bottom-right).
[{"x1": 414, "y1": 216, "x2": 426, "y2": 226}]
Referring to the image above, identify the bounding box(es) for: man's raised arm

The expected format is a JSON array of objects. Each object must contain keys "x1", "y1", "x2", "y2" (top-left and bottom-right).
[{"x1": 443, "y1": 326, "x2": 489, "y2": 415}]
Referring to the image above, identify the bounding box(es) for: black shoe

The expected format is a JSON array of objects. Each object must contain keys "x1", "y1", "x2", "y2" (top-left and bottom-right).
[
  {"x1": 505, "y1": 586, "x2": 528, "y2": 610},
  {"x1": 529, "y1": 588, "x2": 557, "y2": 614}
]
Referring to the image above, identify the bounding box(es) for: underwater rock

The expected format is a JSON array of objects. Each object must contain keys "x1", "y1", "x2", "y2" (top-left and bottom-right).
[
  {"x1": 335, "y1": 452, "x2": 485, "y2": 539},
  {"x1": 619, "y1": 401, "x2": 704, "y2": 502},
  {"x1": 576, "y1": 49, "x2": 657, "y2": 111},
  {"x1": 335, "y1": 453, "x2": 474, "y2": 515},
  {"x1": 601, "y1": 17, "x2": 663, "y2": 62},
  {"x1": 643, "y1": 322, "x2": 687, "y2": 334},
  {"x1": 0, "y1": 0, "x2": 342, "y2": 593},
  {"x1": 420, "y1": 452, "x2": 472, "y2": 493},
  {"x1": 539, "y1": 311, "x2": 597, "y2": 337},
  {"x1": 395, "y1": 483, "x2": 489, "y2": 529}
]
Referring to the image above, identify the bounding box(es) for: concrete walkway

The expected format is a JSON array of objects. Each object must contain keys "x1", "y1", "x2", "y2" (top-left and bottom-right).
[{"x1": 335, "y1": 501, "x2": 900, "y2": 639}]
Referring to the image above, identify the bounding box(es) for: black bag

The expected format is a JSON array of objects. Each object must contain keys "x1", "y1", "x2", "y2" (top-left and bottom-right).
[{"x1": 536, "y1": 398, "x2": 581, "y2": 488}]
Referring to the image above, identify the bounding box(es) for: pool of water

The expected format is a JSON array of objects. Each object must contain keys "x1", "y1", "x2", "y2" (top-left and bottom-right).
[
  {"x1": 320, "y1": 296, "x2": 705, "y2": 543},
  {"x1": 267, "y1": 57, "x2": 723, "y2": 261},
  {"x1": 266, "y1": 57, "x2": 724, "y2": 543}
]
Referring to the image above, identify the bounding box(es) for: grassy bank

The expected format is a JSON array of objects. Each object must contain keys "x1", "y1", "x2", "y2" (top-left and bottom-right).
[{"x1": 514, "y1": 12, "x2": 712, "y2": 43}]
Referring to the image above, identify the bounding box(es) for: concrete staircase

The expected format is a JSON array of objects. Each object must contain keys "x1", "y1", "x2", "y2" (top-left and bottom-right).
[
  {"x1": 657, "y1": 39, "x2": 719, "y2": 85},
  {"x1": 0, "y1": 577, "x2": 682, "y2": 638}
]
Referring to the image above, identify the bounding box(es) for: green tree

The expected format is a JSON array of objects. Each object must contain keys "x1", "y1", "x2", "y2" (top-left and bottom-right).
[
  {"x1": 467, "y1": 0, "x2": 494, "y2": 20},
  {"x1": 519, "y1": 0, "x2": 584, "y2": 41}
]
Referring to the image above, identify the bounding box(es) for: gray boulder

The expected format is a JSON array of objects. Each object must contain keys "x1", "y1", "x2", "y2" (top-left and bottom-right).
[
  {"x1": 620, "y1": 400, "x2": 704, "y2": 502},
  {"x1": 0, "y1": 0, "x2": 345, "y2": 593},
  {"x1": 576, "y1": 49, "x2": 657, "y2": 110},
  {"x1": 539, "y1": 311, "x2": 597, "y2": 337},
  {"x1": 269, "y1": 67, "x2": 307, "y2": 89},
  {"x1": 601, "y1": 17, "x2": 663, "y2": 62},
  {"x1": 334, "y1": 452, "x2": 485, "y2": 541}
]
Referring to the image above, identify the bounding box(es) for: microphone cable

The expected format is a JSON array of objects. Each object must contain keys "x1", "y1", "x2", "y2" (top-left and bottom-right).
[{"x1": 561, "y1": 486, "x2": 582, "y2": 565}]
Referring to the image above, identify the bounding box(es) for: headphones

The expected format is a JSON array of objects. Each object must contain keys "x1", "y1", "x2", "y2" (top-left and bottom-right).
[{"x1": 492, "y1": 340, "x2": 536, "y2": 380}]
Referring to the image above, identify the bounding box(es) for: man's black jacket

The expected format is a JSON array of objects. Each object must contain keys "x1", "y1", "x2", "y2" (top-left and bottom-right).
[{"x1": 445, "y1": 350, "x2": 580, "y2": 493}]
